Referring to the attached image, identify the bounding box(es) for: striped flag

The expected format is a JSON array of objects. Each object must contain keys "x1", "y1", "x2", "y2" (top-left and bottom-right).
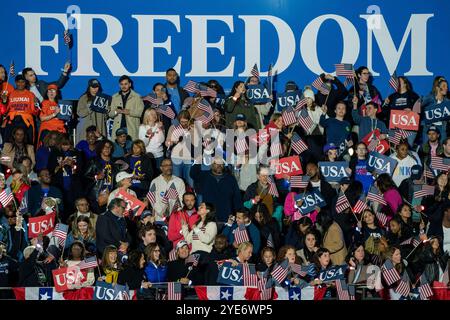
[
  {"x1": 290, "y1": 133, "x2": 308, "y2": 155},
  {"x1": 171, "y1": 198, "x2": 182, "y2": 214},
  {"x1": 290, "y1": 175, "x2": 310, "y2": 189},
  {"x1": 143, "y1": 94, "x2": 161, "y2": 105},
  {"x1": 250, "y1": 63, "x2": 259, "y2": 79},
  {"x1": 423, "y1": 165, "x2": 435, "y2": 179},
  {"x1": 234, "y1": 223, "x2": 250, "y2": 244},
  {"x1": 235, "y1": 137, "x2": 248, "y2": 155},
  {"x1": 258, "y1": 275, "x2": 272, "y2": 300},
  {"x1": 185, "y1": 253, "x2": 200, "y2": 267},
  {"x1": 198, "y1": 84, "x2": 217, "y2": 98},
  {"x1": 171, "y1": 125, "x2": 186, "y2": 142},
  {"x1": 197, "y1": 111, "x2": 214, "y2": 125},
  {"x1": 78, "y1": 256, "x2": 98, "y2": 270},
  {"x1": 388, "y1": 130, "x2": 402, "y2": 146},
  {"x1": 9, "y1": 61, "x2": 15, "y2": 77},
  {"x1": 270, "y1": 139, "x2": 283, "y2": 158},
  {"x1": 297, "y1": 108, "x2": 314, "y2": 133},
  {"x1": 242, "y1": 263, "x2": 259, "y2": 287},
  {"x1": 343, "y1": 76, "x2": 354, "y2": 88},
  {"x1": 370, "y1": 254, "x2": 383, "y2": 266},
  {"x1": 430, "y1": 156, "x2": 450, "y2": 172},
  {"x1": 266, "y1": 233, "x2": 274, "y2": 248},
  {"x1": 389, "y1": 71, "x2": 399, "y2": 92},
  {"x1": 289, "y1": 263, "x2": 307, "y2": 277},
  {"x1": 367, "y1": 186, "x2": 387, "y2": 206},
  {"x1": 168, "y1": 248, "x2": 177, "y2": 262},
  {"x1": 418, "y1": 274, "x2": 434, "y2": 300},
  {"x1": 381, "y1": 259, "x2": 401, "y2": 286},
  {"x1": 166, "y1": 183, "x2": 179, "y2": 200},
  {"x1": 399, "y1": 237, "x2": 421, "y2": 248},
  {"x1": 184, "y1": 80, "x2": 199, "y2": 93},
  {"x1": 335, "y1": 63, "x2": 354, "y2": 76},
  {"x1": 413, "y1": 184, "x2": 435, "y2": 198},
  {"x1": 53, "y1": 223, "x2": 69, "y2": 247},
  {"x1": 294, "y1": 98, "x2": 307, "y2": 112},
  {"x1": 63, "y1": 29, "x2": 71, "y2": 45},
  {"x1": 282, "y1": 106, "x2": 297, "y2": 126},
  {"x1": 146, "y1": 183, "x2": 156, "y2": 206},
  {"x1": 0, "y1": 188, "x2": 14, "y2": 207},
  {"x1": 156, "y1": 105, "x2": 175, "y2": 119},
  {"x1": 312, "y1": 76, "x2": 330, "y2": 95},
  {"x1": 197, "y1": 99, "x2": 213, "y2": 114},
  {"x1": 267, "y1": 176, "x2": 279, "y2": 198},
  {"x1": 336, "y1": 279, "x2": 351, "y2": 300},
  {"x1": 168, "y1": 282, "x2": 182, "y2": 300},
  {"x1": 375, "y1": 211, "x2": 389, "y2": 227},
  {"x1": 336, "y1": 192, "x2": 351, "y2": 213},
  {"x1": 367, "y1": 138, "x2": 379, "y2": 152},
  {"x1": 352, "y1": 195, "x2": 368, "y2": 214},
  {"x1": 271, "y1": 259, "x2": 289, "y2": 284},
  {"x1": 394, "y1": 272, "x2": 411, "y2": 297}
]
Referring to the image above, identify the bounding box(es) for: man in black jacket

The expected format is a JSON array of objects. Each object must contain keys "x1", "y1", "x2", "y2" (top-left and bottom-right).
[
  {"x1": 27, "y1": 169, "x2": 64, "y2": 217},
  {"x1": 164, "y1": 68, "x2": 189, "y2": 114},
  {"x1": 96, "y1": 198, "x2": 132, "y2": 257}
]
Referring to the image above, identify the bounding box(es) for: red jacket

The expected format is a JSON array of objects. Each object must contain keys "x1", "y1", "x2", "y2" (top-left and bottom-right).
[{"x1": 167, "y1": 209, "x2": 199, "y2": 249}]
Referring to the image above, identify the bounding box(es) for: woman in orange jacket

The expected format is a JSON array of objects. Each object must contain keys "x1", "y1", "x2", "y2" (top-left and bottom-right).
[{"x1": 38, "y1": 84, "x2": 66, "y2": 145}]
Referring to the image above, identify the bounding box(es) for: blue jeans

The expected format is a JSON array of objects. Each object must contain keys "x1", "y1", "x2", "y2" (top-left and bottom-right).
[{"x1": 172, "y1": 159, "x2": 193, "y2": 188}]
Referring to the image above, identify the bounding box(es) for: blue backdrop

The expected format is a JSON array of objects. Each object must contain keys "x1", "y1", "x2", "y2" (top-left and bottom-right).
[{"x1": 1, "y1": 0, "x2": 449, "y2": 99}]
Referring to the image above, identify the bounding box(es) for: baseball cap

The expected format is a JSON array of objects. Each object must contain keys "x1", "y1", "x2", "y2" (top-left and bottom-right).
[
  {"x1": 47, "y1": 84, "x2": 58, "y2": 91},
  {"x1": 235, "y1": 113, "x2": 246, "y2": 121},
  {"x1": 285, "y1": 81, "x2": 298, "y2": 92},
  {"x1": 411, "y1": 165, "x2": 423, "y2": 180},
  {"x1": 115, "y1": 171, "x2": 133, "y2": 183},
  {"x1": 116, "y1": 127, "x2": 128, "y2": 136},
  {"x1": 140, "y1": 210, "x2": 153, "y2": 220},
  {"x1": 88, "y1": 79, "x2": 100, "y2": 88},
  {"x1": 323, "y1": 143, "x2": 338, "y2": 153},
  {"x1": 176, "y1": 240, "x2": 189, "y2": 251},
  {"x1": 427, "y1": 126, "x2": 440, "y2": 134},
  {"x1": 339, "y1": 177, "x2": 351, "y2": 185}
]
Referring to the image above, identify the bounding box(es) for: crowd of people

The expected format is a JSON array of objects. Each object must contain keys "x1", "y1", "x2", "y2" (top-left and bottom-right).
[{"x1": 0, "y1": 61, "x2": 449, "y2": 300}]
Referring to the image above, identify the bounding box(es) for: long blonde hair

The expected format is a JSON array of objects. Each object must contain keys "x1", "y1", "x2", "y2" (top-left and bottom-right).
[{"x1": 142, "y1": 108, "x2": 158, "y2": 126}]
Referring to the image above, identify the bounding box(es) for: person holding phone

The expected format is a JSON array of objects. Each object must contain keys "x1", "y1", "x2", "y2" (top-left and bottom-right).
[{"x1": 224, "y1": 81, "x2": 261, "y2": 130}]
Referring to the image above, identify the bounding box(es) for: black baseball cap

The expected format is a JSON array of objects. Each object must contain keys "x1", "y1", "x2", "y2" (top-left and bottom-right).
[{"x1": 88, "y1": 79, "x2": 100, "y2": 88}]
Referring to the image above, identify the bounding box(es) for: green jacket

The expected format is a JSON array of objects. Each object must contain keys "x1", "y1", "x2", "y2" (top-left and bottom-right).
[{"x1": 224, "y1": 97, "x2": 261, "y2": 130}]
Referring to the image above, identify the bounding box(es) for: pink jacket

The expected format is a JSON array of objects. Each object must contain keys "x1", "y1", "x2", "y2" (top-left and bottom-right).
[
  {"x1": 383, "y1": 188, "x2": 403, "y2": 217},
  {"x1": 167, "y1": 210, "x2": 199, "y2": 248},
  {"x1": 283, "y1": 192, "x2": 318, "y2": 223}
]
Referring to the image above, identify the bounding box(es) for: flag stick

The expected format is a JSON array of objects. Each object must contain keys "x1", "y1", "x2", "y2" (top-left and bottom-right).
[{"x1": 324, "y1": 91, "x2": 331, "y2": 106}]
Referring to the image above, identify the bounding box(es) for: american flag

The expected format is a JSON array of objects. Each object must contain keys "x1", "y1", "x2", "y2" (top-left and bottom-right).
[
  {"x1": 266, "y1": 233, "x2": 274, "y2": 248},
  {"x1": 388, "y1": 130, "x2": 402, "y2": 146},
  {"x1": 394, "y1": 272, "x2": 411, "y2": 297},
  {"x1": 370, "y1": 254, "x2": 383, "y2": 266},
  {"x1": 297, "y1": 108, "x2": 314, "y2": 133},
  {"x1": 335, "y1": 63, "x2": 354, "y2": 77},
  {"x1": 294, "y1": 98, "x2": 307, "y2": 112},
  {"x1": 184, "y1": 80, "x2": 199, "y2": 93},
  {"x1": 235, "y1": 137, "x2": 248, "y2": 155},
  {"x1": 418, "y1": 274, "x2": 434, "y2": 300},
  {"x1": 258, "y1": 276, "x2": 272, "y2": 300},
  {"x1": 430, "y1": 156, "x2": 450, "y2": 172},
  {"x1": 146, "y1": 183, "x2": 156, "y2": 206},
  {"x1": 375, "y1": 211, "x2": 389, "y2": 227},
  {"x1": 9, "y1": 61, "x2": 15, "y2": 77},
  {"x1": 399, "y1": 237, "x2": 421, "y2": 248},
  {"x1": 290, "y1": 175, "x2": 310, "y2": 189},
  {"x1": 312, "y1": 76, "x2": 330, "y2": 95},
  {"x1": 267, "y1": 63, "x2": 273, "y2": 94},
  {"x1": 185, "y1": 253, "x2": 200, "y2": 267},
  {"x1": 441, "y1": 263, "x2": 449, "y2": 285},
  {"x1": 336, "y1": 192, "x2": 351, "y2": 213},
  {"x1": 165, "y1": 183, "x2": 179, "y2": 200},
  {"x1": 290, "y1": 133, "x2": 308, "y2": 155},
  {"x1": 197, "y1": 111, "x2": 214, "y2": 125},
  {"x1": 336, "y1": 279, "x2": 351, "y2": 300},
  {"x1": 78, "y1": 256, "x2": 98, "y2": 270},
  {"x1": 389, "y1": 71, "x2": 399, "y2": 92},
  {"x1": 282, "y1": 106, "x2": 297, "y2": 126},
  {"x1": 289, "y1": 263, "x2": 307, "y2": 277},
  {"x1": 251, "y1": 63, "x2": 260, "y2": 79},
  {"x1": 197, "y1": 99, "x2": 213, "y2": 114},
  {"x1": 156, "y1": 105, "x2": 175, "y2": 119},
  {"x1": 0, "y1": 188, "x2": 14, "y2": 208},
  {"x1": 381, "y1": 259, "x2": 401, "y2": 286},
  {"x1": 271, "y1": 259, "x2": 289, "y2": 284},
  {"x1": 202, "y1": 137, "x2": 212, "y2": 149},
  {"x1": 270, "y1": 139, "x2": 283, "y2": 158},
  {"x1": 167, "y1": 282, "x2": 182, "y2": 300},
  {"x1": 171, "y1": 198, "x2": 182, "y2": 214},
  {"x1": 242, "y1": 263, "x2": 259, "y2": 287},
  {"x1": 171, "y1": 125, "x2": 186, "y2": 142},
  {"x1": 234, "y1": 223, "x2": 250, "y2": 244},
  {"x1": 53, "y1": 223, "x2": 69, "y2": 247},
  {"x1": 413, "y1": 184, "x2": 435, "y2": 198},
  {"x1": 367, "y1": 186, "x2": 387, "y2": 206},
  {"x1": 198, "y1": 84, "x2": 217, "y2": 98},
  {"x1": 143, "y1": 94, "x2": 161, "y2": 105},
  {"x1": 63, "y1": 29, "x2": 71, "y2": 45},
  {"x1": 168, "y1": 248, "x2": 177, "y2": 262},
  {"x1": 352, "y1": 195, "x2": 368, "y2": 214},
  {"x1": 161, "y1": 194, "x2": 169, "y2": 205},
  {"x1": 367, "y1": 138, "x2": 379, "y2": 152},
  {"x1": 267, "y1": 176, "x2": 279, "y2": 197},
  {"x1": 343, "y1": 76, "x2": 355, "y2": 87},
  {"x1": 423, "y1": 165, "x2": 435, "y2": 179}
]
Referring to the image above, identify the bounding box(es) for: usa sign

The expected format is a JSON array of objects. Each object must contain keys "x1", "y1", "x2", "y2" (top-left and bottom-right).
[
  {"x1": 270, "y1": 156, "x2": 303, "y2": 179},
  {"x1": 389, "y1": 110, "x2": 420, "y2": 131}
]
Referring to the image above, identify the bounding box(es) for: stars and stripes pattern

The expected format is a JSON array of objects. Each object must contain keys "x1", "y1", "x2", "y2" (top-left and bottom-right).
[
  {"x1": 394, "y1": 272, "x2": 411, "y2": 297},
  {"x1": 290, "y1": 133, "x2": 308, "y2": 155},
  {"x1": 375, "y1": 211, "x2": 389, "y2": 227},
  {"x1": 388, "y1": 129, "x2": 413, "y2": 146},
  {"x1": 312, "y1": 76, "x2": 330, "y2": 95},
  {"x1": 242, "y1": 263, "x2": 259, "y2": 287},
  {"x1": 250, "y1": 63, "x2": 260, "y2": 79},
  {"x1": 266, "y1": 233, "x2": 274, "y2": 248},
  {"x1": 53, "y1": 223, "x2": 69, "y2": 247},
  {"x1": 413, "y1": 184, "x2": 435, "y2": 198},
  {"x1": 389, "y1": 71, "x2": 399, "y2": 92},
  {"x1": 336, "y1": 192, "x2": 351, "y2": 213},
  {"x1": 171, "y1": 198, "x2": 182, "y2": 214},
  {"x1": 78, "y1": 256, "x2": 98, "y2": 270},
  {"x1": 336, "y1": 279, "x2": 351, "y2": 300},
  {"x1": 297, "y1": 108, "x2": 314, "y2": 133},
  {"x1": 165, "y1": 183, "x2": 179, "y2": 200},
  {"x1": 143, "y1": 94, "x2": 161, "y2": 105},
  {"x1": 267, "y1": 176, "x2": 279, "y2": 198},
  {"x1": 156, "y1": 105, "x2": 176, "y2": 119},
  {"x1": 0, "y1": 188, "x2": 14, "y2": 207},
  {"x1": 430, "y1": 156, "x2": 450, "y2": 172},
  {"x1": 290, "y1": 175, "x2": 310, "y2": 189},
  {"x1": 367, "y1": 186, "x2": 387, "y2": 205},
  {"x1": 197, "y1": 110, "x2": 214, "y2": 125},
  {"x1": 399, "y1": 237, "x2": 421, "y2": 248},
  {"x1": 184, "y1": 80, "x2": 199, "y2": 93},
  {"x1": 167, "y1": 282, "x2": 182, "y2": 300},
  {"x1": 233, "y1": 224, "x2": 250, "y2": 244},
  {"x1": 423, "y1": 165, "x2": 435, "y2": 179},
  {"x1": 63, "y1": 29, "x2": 71, "y2": 45},
  {"x1": 352, "y1": 195, "x2": 368, "y2": 214},
  {"x1": 289, "y1": 263, "x2": 307, "y2": 277},
  {"x1": 146, "y1": 183, "x2": 156, "y2": 206},
  {"x1": 235, "y1": 137, "x2": 249, "y2": 155},
  {"x1": 343, "y1": 75, "x2": 355, "y2": 88},
  {"x1": 198, "y1": 84, "x2": 217, "y2": 98},
  {"x1": 185, "y1": 253, "x2": 200, "y2": 267},
  {"x1": 381, "y1": 259, "x2": 401, "y2": 286},
  {"x1": 197, "y1": 99, "x2": 213, "y2": 114},
  {"x1": 9, "y1": 61, "x2": 15, "y2": 77},
  {"x1": 281, "y1": 106, "x2": 297, "y2": 126},
  {"x1": 418, "y1": 274, "x2": 434, "y2": 300},
  {"x1": 171, "y1": 125, "x2": 187, "y2": 142},
  {"x1": 270, "y1": 139, "x2": 283, "y2": 158},
  {"x1": 294, "y1": 98, "x2": 307, "y2": 112},
  {"x1": 271, "y1": 259, "x2": 289, "y2": 284},
  {"x1": 335, "y1": 63, "x2": 354, "y2": 77},
  {"x1": 258, "y1": 276, "x2": 272, "y2": 300}
]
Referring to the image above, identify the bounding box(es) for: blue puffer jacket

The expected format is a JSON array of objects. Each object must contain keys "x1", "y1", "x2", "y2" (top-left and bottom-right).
[{"x1": 144, "y1": 261, "x2": 168, "y2": 283}]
